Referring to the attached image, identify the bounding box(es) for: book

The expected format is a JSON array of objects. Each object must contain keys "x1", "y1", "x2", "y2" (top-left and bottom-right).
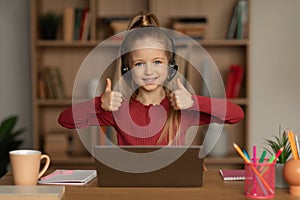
[
  {"x1": 73, "y1": 8, "x2": 83, "y2": 40},
  {"x1": 38, "y1": 170, "x2": 97, "y2": 186},
  {"x1": 0, "y1": 185, "x2": 65, "y2": 200},
  {"x1": 63, "y1": 7, "x2": 74, "y2": 41},
  {"x1": 225, "y1": 65, "x2": 244, "y2": 98},
  {"x1": 172, "y1": 17, "x2": 207, "y2": 39},
  {"x1": 219, "y1": 169, "x2": 245, "y2": 181},
  {"x1": 226, "y1": 2, "x2": 239, "y2": 39},
  {"x1": 236, "y1": 0, "x2": 249, "y2": 39},
  {"x1": 44, "y1": 131, "x2": 70, "y2": 157}
]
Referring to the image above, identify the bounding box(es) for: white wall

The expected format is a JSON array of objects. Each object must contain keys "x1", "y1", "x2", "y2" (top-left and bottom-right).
[
  {"x1": 0, "y1": 0, "x2": 32, "y2": 148},
  {"x1": 249, "y1": 0, "x2": 300, "y2": 151}
]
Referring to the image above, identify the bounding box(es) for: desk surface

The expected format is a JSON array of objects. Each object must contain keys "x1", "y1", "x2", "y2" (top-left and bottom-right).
[{"x1": 0, "y1": 171, "x2": 295, "y2": 200}]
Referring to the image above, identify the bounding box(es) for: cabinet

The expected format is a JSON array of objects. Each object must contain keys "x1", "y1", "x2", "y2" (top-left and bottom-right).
[{"x1": 31, "y1": 0, "x2": 249, "y2": 170}]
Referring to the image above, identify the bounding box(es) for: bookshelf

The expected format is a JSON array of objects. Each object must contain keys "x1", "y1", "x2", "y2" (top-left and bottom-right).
[{"x1": 30, "y1": 0, "x2": 249, "y2": 170}]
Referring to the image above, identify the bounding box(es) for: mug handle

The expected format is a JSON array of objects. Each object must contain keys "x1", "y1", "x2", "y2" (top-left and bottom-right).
[{"x1": 38, "y1": 154, "x2": 50, "y2": 179}]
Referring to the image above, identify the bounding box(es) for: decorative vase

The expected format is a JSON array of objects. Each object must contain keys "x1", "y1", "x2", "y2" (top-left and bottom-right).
[
  {"x1": 283, "y1": 159, "x2": 300, "y2": 195},
  {"x1": 275, "y1": 163, "x2": 289, "y2": 188}
]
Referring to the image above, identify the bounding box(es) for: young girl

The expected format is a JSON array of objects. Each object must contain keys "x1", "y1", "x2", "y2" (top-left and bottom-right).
[{"x1": 58, "y1": 12, "x2": 244, "y2": 146}]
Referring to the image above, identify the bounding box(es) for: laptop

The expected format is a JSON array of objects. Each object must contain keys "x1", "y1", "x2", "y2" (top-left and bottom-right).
[{"x1": 93, "y1": 145, "x2": 204, "y2": 187}]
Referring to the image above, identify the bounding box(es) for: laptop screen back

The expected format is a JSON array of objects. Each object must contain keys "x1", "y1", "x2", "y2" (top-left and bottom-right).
[{"x1": 93, "y1": 145, "x2": 203, "y2": 187}]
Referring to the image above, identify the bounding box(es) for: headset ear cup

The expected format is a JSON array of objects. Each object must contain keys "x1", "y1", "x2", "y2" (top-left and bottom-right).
[
  {"x1": 121, "y1": 64, "x2": 129, "y2": 75},
  {"x1": 168, "y1": 60, "x2": 178, "y2": 81}
]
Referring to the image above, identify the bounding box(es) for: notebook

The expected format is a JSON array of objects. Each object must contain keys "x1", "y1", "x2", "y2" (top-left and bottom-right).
[
  {"x1": 93, "y1": 145, "x2": 204, "y2": 187},
  {"x1": 38, "y1": 170, "x2": 97, "y2": 186},
  {"x1": 219, "y1": 169, "x2": 245, "y2": 181}
]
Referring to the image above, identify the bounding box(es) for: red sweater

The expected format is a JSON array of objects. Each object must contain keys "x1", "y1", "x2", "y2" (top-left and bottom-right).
[{"x1": 58, "y1": 95, "x2": 244, "y2": 145}]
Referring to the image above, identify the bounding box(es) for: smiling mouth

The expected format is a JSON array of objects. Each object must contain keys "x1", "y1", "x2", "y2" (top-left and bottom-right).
[{"x1": 142, "y1": 78, "x2": 158, "y2": 83}]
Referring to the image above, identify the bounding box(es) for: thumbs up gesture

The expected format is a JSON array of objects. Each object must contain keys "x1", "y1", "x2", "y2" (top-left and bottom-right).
[
  {"x1": 169, "y1": 78, "x2": 194, "y2": 110},
  {"x1": 101, "y1": 78, "x2": 123, "y2": 111}
]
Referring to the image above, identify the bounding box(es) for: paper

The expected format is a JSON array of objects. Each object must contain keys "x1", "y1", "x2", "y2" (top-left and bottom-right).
[{"x1": 38, "y1": 169, "x2": 97, "y2": 186}]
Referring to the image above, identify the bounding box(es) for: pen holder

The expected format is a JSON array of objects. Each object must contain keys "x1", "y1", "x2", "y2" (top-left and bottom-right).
[
  {"x1": 244, "y1": 161, "x2": 275, "y2": 199},
  {"x1": 283, "y1": 159, "x2": 300, "y2": 196}
]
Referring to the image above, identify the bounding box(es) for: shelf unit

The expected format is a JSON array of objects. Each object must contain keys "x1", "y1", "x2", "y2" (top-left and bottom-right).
[{"x1": 31, "y1": 0, "x2": 249, "y2": 170}]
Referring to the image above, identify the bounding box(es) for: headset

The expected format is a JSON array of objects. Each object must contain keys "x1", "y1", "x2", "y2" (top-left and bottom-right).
[{"x1": 120, "y1": 27, "x2": 178, "y2": 81}]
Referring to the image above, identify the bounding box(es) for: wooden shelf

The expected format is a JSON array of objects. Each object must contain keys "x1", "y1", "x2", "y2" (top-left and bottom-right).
[
  {"x1": 31, "y1": 0, "x2": 250, "y2": 168},
  {"x1": 229, "y1": 98, "x2": 249, "y2": 106},
  {"x1": 37, "y1": 39, "x2": 248, "y2": 48}
]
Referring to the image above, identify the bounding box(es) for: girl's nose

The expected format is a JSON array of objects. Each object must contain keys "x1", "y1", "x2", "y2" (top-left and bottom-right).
[{"x1": 144, "y1": 63, "x2": 154, "y2": 75}]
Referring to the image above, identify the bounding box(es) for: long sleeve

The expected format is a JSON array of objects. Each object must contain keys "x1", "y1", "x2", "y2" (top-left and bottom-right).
[
  {"x1": 58, "y1": 97, "x2": 115, "y2": 129},
  {"x1": 183, "y1": 95, "x2": 244, "y2": 125}
]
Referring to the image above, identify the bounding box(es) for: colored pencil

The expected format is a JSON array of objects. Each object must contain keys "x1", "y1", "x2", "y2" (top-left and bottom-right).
[
  {"x1": 296, "y1": 134, "x2": 300, "y2": 159},
  {"x1": 253, "y1": 146, "x2": 257, "y2": 194},
  {"x1": 288, "y1": 130, "x2": 298, "y2": 159},
  {"x1": 259, "y1": 150, "x2": 267, "y2": 163}
]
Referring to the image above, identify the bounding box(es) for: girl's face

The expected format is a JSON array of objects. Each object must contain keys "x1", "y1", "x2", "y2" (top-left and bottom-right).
[{"x1": 129, "y1": 48, "x2": 169, "y2": 92}]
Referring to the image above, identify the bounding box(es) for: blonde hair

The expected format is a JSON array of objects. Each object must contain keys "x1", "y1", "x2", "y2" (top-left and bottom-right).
[{"x1": 121, "y1": 12, "x2": 181, "y2": 145}]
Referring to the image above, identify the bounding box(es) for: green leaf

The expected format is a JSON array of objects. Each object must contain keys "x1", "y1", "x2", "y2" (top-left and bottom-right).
[
  {"x1": 0, "y1": 116, "x2": 17, "y2": 138},
  {"x1": 264, "y1": 130, "x2": 292, "y2": 163}
]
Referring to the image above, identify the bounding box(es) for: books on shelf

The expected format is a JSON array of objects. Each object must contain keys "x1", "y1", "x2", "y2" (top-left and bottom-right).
[
  {"x1": 225, "y1": 64, "x2": 244, "y2": 98},
  {"x1": 0, "y1": 185, "x2": 65, "y2": 200},
  {"x1": 44, "y1": 130, "x2": 90, "y2": 158},
  {"x1": 38, "y1": 170, "x2": 97, "y2": 186},
  {"x1": 62, "y1": 7, "x2": 91, "y2": 41},
  {"x1": 172, "y1": 17, "x2": 207, "y2": 40},
  {"x1": 219, "y1": 169, "x2": 245, "y2": 181},
  {"x1": 44, "y1": 131, "x2": 71, "y2": 157},
  {"x1": 226, "y1": 0, "x2": 248, "y2": 39},
  {"x1": 38, "y1": 67, "x2": 66, "y2": 99}
]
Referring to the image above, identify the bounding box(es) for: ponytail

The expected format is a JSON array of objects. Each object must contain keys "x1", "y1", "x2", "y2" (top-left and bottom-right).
[{"x1": 127, "y1": 12, "x2": 160, "y2": 30}]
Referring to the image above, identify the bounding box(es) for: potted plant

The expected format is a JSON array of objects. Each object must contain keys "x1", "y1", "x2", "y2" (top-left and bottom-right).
[
  {"x1": 38, "y1": 12, "x2": 59, "y2": 40},
  {"x1": 0, "y1": 115, "x2": 25, "y2": 178},
  {"x1": 264, "y1": 126, "x2": 291, "y2": 188}
]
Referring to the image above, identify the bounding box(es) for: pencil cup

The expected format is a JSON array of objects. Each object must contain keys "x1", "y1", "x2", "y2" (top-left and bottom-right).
[{"x1": 244, "y1": 160, "x2": 275, "y2": 199}]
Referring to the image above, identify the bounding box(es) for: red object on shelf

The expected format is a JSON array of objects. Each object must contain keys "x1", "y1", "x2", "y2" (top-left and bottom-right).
[{"x1": 225, "y1": 65, "x2": 244, "y2": 98}]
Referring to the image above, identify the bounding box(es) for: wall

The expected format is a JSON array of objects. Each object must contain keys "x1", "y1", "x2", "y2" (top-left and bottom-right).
[
  {"x1": 0, "y1": 0, "x2": 32, "y2": 148},
  {"x1": 249, "y1": 0, "x2": 300, "y2": 152}
]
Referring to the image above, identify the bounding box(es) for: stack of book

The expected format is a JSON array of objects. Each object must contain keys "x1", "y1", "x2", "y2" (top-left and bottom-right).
[
  {"x1": 63, "y1": 7, "x2": 91, "y2": 41},
  {"x1": 38, "y1": 67, "x2": 65, "y2": 99},
  {"x1": 44, "y1": 131, "x2": 71, "y2": 158},
  {"x1": 172, "y1": 17, "x2": 207, "y2": 40}
]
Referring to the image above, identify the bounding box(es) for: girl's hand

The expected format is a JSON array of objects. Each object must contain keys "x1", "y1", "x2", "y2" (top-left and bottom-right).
[
  {"x1": 169, "y1": 78, "x2": 194, "y2": 110},
  {"x1": 101, "y1": 78, "x2": 123, "y2": 111}
]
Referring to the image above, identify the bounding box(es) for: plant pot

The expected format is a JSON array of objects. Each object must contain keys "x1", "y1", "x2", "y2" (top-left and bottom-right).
[
  {"x1": 283, "y1": 159, "x2": 300, "y2": 195},
  {"x1": 275, "y1": 163, "x2": 289, "y2": 188},
  {"x1": 0, "y1": 157, "x2": 9, "y2": 178}
]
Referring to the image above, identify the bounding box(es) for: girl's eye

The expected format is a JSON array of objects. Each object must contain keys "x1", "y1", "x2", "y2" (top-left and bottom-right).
[
  {"x1": 154, "y1": 60, "x2": 162, "y2": 65},
  {"x1": 134, "y1": 62, "x2": 144, "y2": 67}
]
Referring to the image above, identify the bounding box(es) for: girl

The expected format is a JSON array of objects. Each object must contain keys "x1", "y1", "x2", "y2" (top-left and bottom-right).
[{"x1": 58, "y1": 12, "x2": 244, "y2": 146}]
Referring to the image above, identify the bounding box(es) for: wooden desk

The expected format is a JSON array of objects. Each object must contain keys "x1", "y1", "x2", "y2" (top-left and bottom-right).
[{"x1": 0, "y1": 171, "x2": 295, "y2": 200}]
